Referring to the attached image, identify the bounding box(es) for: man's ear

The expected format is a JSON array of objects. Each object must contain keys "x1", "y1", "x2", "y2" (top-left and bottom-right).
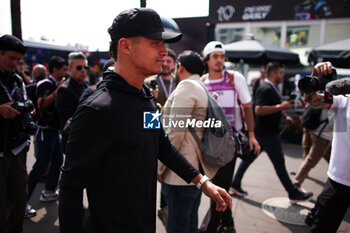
[{"x1": 118, "y1": 38, "x2": 132, "y2": 55}]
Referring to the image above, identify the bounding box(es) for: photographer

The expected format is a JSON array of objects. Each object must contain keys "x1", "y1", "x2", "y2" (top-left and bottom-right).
[
  {"x1": 303, "y1": 62, "x2": 350, "y2": 233},
  {"x1": 0, "y1": 35, "x2": 30, "y2": 233}
]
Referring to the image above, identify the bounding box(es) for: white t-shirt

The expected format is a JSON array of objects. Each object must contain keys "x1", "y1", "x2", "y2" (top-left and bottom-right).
[
  {"x1": 203, "y1": 70, "x2": 251, "y2": 131},
  {"x1": 328, "y1": 95, "x2": 350, "y2": 187}
]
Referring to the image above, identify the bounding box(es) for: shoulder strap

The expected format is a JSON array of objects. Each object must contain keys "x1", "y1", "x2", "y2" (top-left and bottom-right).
[{"x1": 227, "y1": 71, "x2": 247, "y2": 132}]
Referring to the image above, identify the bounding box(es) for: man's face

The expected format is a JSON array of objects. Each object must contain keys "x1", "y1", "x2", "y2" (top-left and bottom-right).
[
  {"x1": 69, "y1": 59, "x2": 87, "y2": 84},
  {"x1": 56, "y1": 65, "x2": 68, "y2": 80},
  {"x1": 161, "y1": 55, "x2": 175, "y2": 76},
  {"x1": 0, "y1": 51, "x2": 24, "y2": 73},
  {"x1": 260, "y1": 68, "x2": 266, "y2": 79},
  {"x1": 206, "y1": 51, "x2": 225, "y2": 73},
  {"x1": 275, "y1": 67, "x2": 285, "y2": 84},
  {"x1": 129, "y1": 37, "x2": 167, "y2": 76}
]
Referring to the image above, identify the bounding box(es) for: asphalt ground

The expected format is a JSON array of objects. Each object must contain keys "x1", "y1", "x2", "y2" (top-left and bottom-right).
[{"x1": 23, "y1": 139, "x2": 350, "y2": 233}]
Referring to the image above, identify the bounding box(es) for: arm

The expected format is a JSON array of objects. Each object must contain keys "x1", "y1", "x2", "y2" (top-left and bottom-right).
[
  {"x1": 242, "y1": 102, "x2": 260, "y2": 154},
  {"x1": 158, "y1": 130, "x2": 231, "y2": 212},
  {"x1": 37, "y1": 78, "x2": 65, "y2": 111},
  {"x1": 255, "y1": 100, "x2": 293, "y2": 116},
  {"x1": 59, "y1": 106, "x2": 109, "y2": 233}
]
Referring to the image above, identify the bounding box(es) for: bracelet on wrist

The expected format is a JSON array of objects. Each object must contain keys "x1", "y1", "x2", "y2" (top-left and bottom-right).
[{"x1": 196, "y1": 175, "x2": 209, "y2": 189}]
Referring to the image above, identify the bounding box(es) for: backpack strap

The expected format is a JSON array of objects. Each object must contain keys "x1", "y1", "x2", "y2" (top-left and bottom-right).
[{"x1": 227, "y1": 71, "x2": 247, "y2": 132}]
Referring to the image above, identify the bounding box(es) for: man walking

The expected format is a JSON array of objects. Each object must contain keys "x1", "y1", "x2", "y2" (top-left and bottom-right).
[
  {"x1": 254, "y1": 61, "x2": 313, "y2": 203},
  {"x1": 58, "y1": 8, "x2": 232, "y2": 233},
  {"x1": 27, "y1": 56, "x2": 67, "y2": 204},
  {"x1": 199, "y1": 41, "x2": 260, "y2": 233}
]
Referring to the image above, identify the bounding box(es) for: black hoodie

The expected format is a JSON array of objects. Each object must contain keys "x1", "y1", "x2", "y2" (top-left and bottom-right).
[{"x1": 59, "y1": 72, "x2": 199, "y2": 233}]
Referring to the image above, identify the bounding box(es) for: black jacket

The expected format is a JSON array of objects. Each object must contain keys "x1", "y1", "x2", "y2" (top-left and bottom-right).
[
  {"x1": 59, "y1": 72, "x2": 199, "y2": 233},
  {"x1": 0, "y1": 71, "x2": 29, "y2": 152},
  {"x1": 55, "y1": 77, "x2": 87, "y2": 130}
]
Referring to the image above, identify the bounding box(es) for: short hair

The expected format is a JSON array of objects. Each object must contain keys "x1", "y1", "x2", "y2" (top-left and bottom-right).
[
  {"x1": 109, "y1": 37, "x2": 140, "y2": 61},
  {"x1": 109, "y1": 40, "x2": 118, "y2": 61},
  {"x1": 266, "y1": 61, "x2": 283, "y2": 76},
  {"x1": 68, "y1": 52, "x2": 87, "y2": 67},
  {"x1": 166, "y1": 48, "x2": 176, "y2": 63},
  {"x1": 177, "y1": 50, "x2": 205, "y2": 76},
  {"x1": 48, "y1": 56, "x2": 67, "y2": 73}
]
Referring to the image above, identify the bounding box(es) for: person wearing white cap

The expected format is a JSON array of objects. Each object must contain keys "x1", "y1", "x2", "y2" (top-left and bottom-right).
[{"x1": 199, "y1": 41, "x2": 260, "y2": 233}]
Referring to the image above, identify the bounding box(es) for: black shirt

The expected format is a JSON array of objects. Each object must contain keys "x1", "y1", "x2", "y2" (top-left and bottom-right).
[
  {"x1": 59, "y1": 72, "x2": 199, "y2": 233},
  {"x1": 36, "y1": 76, "x2": 60, "y2": 130},
  {"x1": 254, "y1": 81, "x2": 282, "y2": 135},
  {"x1": 0, "y1": 71, "x2": 29, "y2": 152},
  {"x1": 55, "y1": 77, "x2": 87, "y2": 130}
]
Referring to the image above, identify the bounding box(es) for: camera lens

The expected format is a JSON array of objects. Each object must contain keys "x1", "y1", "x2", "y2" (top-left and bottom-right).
[{"x1": 298, "y1": 76, "x2": 320, "y2": 93}]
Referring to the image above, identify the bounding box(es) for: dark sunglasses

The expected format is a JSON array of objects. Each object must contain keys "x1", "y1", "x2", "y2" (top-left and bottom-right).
[{"x1": 76, "y1": 65, "x2": 89, "y2": 71}]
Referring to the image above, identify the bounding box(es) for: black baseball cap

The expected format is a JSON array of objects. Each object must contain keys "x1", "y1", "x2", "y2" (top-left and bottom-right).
[
  {"x1": 0, "y1": 34, "x2": 26, "y2": 54},
  {"x1": 108, "y1": 8, "x2": 182, "y2": 43}
]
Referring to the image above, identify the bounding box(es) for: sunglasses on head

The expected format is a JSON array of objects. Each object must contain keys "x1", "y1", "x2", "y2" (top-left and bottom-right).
[{"x1": 76, "y1": 65, "x2": 89, "y2": 71}]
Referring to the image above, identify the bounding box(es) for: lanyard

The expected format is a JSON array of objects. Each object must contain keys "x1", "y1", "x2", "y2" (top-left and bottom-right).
[
  {"x1": 0, "y1": 78, "x2": 16, "y2": 101},
  {"x1": 265, "y1": 79, "x2": 282, "y2": 100},
  {"x1": 158, "y1": 76, "x2": 173, "y2": 99},
  {"x1": 0, "y1": 75, "x2": 27, "y2": 102}
]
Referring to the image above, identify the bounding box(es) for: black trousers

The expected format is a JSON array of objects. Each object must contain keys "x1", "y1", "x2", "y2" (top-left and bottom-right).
[
  {"x1": 0, "y1": 148, "x2": 28, "y2": 233},
  {"x1": 311, "y1": 178, "x2": 350, "y2": 233},
  {"x1": 199, "y1": 156, "x2": 237, "y2": 233}
]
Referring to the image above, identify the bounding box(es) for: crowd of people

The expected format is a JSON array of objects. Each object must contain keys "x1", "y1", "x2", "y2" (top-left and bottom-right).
[{"x1": 0, "y1": 7, "x2": 349, "y2": 233}]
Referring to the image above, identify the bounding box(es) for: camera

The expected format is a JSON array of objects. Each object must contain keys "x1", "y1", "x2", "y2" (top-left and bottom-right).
[
  {"x1": 289, "y1": 91, "x2": 298, "y2": 101},
  {"x1": 150, "y1": 80, "x2": 158, "y2": 90},
  {"x1": 298, "y1": 68, "x2": 336, "y2": 103},
  {"x1": 11, "y1": 100, "x2": 37, "y2": 135}
]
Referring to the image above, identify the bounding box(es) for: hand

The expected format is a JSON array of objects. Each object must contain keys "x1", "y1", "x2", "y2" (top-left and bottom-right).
[
  {"x1": 151, "y1": 88, "x2": 159, "y2": 99},
  {"x1": 157, "y1": 174, "x2": 163, "y2": 183},
  {"x1": 249, "y1": 136, "x2": 261, "y2": 155},
  {"x1": 58, "y1": 77, "x2": 66, "y2": 87},
  {"x1": 312, "y1": 61, "x2": 332, "y2": 76},
  {"x1": 279, "y1": 100, "x2": 293, "y2": 110},
  {"x1": 211, "y1": 92, "x2": 219, "y2": 100},
  {"x1": 285, "y1": 115, "x2": 294, "y2": 125},
  {"x1": 201, "y1": 181, "x2": 232, "y2": 212},
  {"x1": 0, "y1": 102, "x2": 21, "y2": 119}
]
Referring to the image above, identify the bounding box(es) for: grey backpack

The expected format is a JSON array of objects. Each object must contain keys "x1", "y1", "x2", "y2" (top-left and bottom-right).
[{"x1": 189, "y1": 81, "x2": 236, "y2": 168}]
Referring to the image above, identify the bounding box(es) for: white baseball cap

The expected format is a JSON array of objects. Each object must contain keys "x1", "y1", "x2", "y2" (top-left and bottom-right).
[{"x1": 202, "y1": 41, "x2": 225, "y2": 57}]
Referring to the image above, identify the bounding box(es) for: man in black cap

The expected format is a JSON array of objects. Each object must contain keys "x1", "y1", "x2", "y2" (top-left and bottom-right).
[
  {"x1": 59, "y1": 8, "x2": 232, "y2": 233},
  {"x1": 0, "y1": 34, "x2": 32, "y2": 232}
]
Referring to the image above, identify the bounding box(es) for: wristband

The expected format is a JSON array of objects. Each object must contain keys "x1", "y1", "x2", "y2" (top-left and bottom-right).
[{"x1": 196, "y1": 175, "x2": 209, "y2": 189}]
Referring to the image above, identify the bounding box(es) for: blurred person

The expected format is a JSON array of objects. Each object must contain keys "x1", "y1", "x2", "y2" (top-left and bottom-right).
[
  {"x1": 55, "y1": 52, "x2": 88, "y2": 151},
  {"x1": 0, "y1": 34, "x2": 30, "y2": 232},
  {"x1": 145, "y1": 48, "x2": 176, "y2": 224},
  {"x1": 158, "y1": 50, "x2": 219, "y2": 233},
  {"x1": 304, "y1": 62, "x2": 350, "y2": 233},
  {"x1": 15, "y1": 58, "x2": 31, "y2": 84},
  {"x1": 27, "y1": 56, "x2": 67, "y2": 206},
  {"x1": 32, "y1": 64, "x2": 47, "y2": 82},
  {"x1": 251, "y1": 67, "x2": 266, "y2": 104},
  {"x1": 26, "y1": 64, "x2": 48, "y2": 111},
  {"x1": 292, "y1": 104, "x2": 333, "y2": 188},
  {"x1": 145, "y1": 48, "x2": 177, "y2": 106},
  {"x1": 254, "y1": 61, "x2": 313, "y2": 203},
  {"x1": 58, "y1": 8, "x2": 231, "y2": 233},
  {"x1": 199, "y1": 41, "x2": 260, "y2": 233}
]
